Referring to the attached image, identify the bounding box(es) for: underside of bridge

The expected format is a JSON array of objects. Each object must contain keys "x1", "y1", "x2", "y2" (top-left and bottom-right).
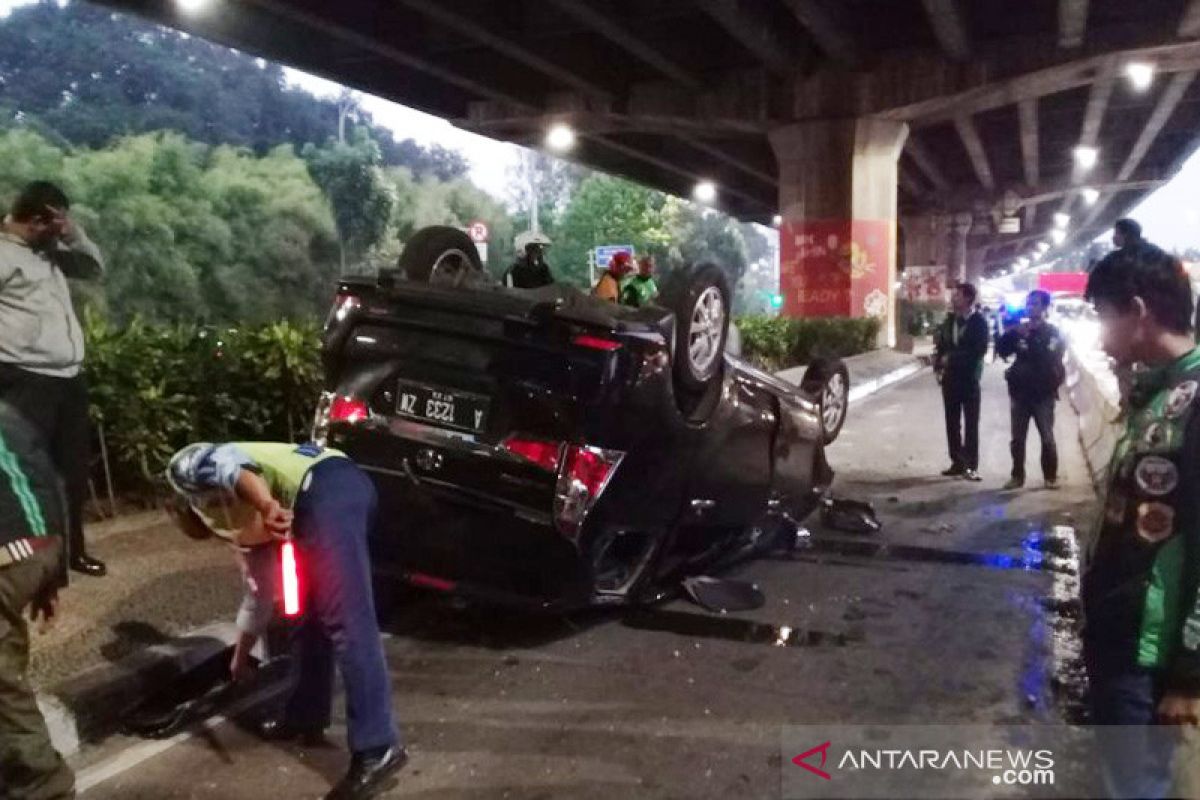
[{"x1": 96, "y1": 0, "x2": 1200, "y2": 330}]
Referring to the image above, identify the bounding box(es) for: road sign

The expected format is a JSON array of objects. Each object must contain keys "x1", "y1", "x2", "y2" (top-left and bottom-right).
[
  {"x1": 593, "y1": 244, "x2": 634, "y2": 269},
  {"x1": 468, "y1": 221, "x2": 489, "y2": 243}
]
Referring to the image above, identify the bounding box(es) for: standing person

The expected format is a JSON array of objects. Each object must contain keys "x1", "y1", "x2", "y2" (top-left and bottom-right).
[
  {"x1": 505, "y1": 233, "x2": 554, "y2": 289},
  {"x1": 166, "y1": 442, "x2": 406, "y2": 800},
  {"x1": 0, "y1": 401, "x2": 73, "y2": 800},
  {"x1": 1082, "y1": 244, "x2": 1200, "y2": 798},
  {"x1": 934, "y1": 282, "x2": 988, "y2": 481},
  {"x1": 592, "y1": 250, "x2": 633, "y2": 302},
  {"x1": 621, "y1": 255, "x2": 660, "y2": 307},
  {"x1": 1113, "y1": 217, "x2": 1144, "y2": 252},
  {"x1": 997, "y1": 290, "x2": 1066, "y2": 490},
  {"x1": 0, "y1": 181, "x2": 106, "y2": 577}
]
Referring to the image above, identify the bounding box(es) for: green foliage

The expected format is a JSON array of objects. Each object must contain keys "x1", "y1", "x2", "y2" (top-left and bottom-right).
[
  {"x1": 84, "y1": 313, "x2": 322, "y2": 494},
  {"x1": 0, "y1": 128, "x2": 339, "y2": 323},
  {"x1": 0, "y1": 1, "x2": 468, "y2": 178},
  {"x1": 303, "y1": 132, "x2": 393, "y2": 268},
  {"x1": 737, "y1": 316, "x2": 880, "y2": 372},
  {"x1": 554, "y1": 174, "x2": 672, "y2": 286}
]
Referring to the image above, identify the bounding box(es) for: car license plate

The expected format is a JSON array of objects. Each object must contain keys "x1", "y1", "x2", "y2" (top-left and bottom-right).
[{"x1": 395, "y1": 380, "x2": 490, "y2": 433}]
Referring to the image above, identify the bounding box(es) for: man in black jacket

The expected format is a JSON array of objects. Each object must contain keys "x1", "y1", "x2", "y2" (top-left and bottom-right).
[
  {"x1": 997, "y1": 290, "x2": 1065, "y2": 489},
  {"x1": 934, "y1": 282, "x2": 989, "y2": 481}
]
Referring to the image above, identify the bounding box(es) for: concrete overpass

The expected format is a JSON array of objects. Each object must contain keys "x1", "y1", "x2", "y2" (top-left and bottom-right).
[{"x1": 96, "y1": 0, "x2": 1200, "y2": 326}]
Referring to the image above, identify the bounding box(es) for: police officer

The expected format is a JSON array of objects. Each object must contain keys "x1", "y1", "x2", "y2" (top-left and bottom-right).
[
  {"x1": 0, "y1": 400, "x2": 73, "y2": 800},
  {"x1": 997, "y1": 290, "x2": 1066, "y2": 489},
  {"x1": 166, "y1": 442, "x2": 405, "y2": 800}
]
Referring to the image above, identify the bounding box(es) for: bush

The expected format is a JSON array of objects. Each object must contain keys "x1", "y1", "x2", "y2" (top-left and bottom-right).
[
  {"x1": 737, "y1": 316, "x2": 880, "y2": 372},
  {"x1": 84, "y1": 312, "x2": 322, "y2": 497}
]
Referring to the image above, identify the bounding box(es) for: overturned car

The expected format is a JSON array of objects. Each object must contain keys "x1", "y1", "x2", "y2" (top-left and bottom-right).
[{"x1": 314, "y1": 226, "x2": 849, "y2": 609}]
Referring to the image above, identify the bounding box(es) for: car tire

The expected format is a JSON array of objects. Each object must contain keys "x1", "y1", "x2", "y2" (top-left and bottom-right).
[
  {"x1": 801, "y1": 357, "x2": 850, "y2": 444},
  {"x1": 660, "y1": 262, "x2": 731, "y2": 394},
  {"x1": 398, "y1": 226, "x2": 485, "y2": 287}
]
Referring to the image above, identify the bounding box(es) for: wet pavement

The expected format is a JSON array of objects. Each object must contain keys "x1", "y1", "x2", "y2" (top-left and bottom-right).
[{"x1": 71, "y1": 361, "x2": 1095, "y2": 798}]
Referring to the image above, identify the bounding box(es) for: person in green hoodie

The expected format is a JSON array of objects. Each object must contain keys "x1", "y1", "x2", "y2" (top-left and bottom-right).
[
  {"x1": 621, "y1": 255, "x2": 660, "y2": 308},
  {"x1": 1083, "y1": 243, "x2": 1200, "y2": 798}
]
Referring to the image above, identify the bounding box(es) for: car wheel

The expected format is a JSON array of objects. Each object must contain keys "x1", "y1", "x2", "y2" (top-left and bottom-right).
[
  {"x1": 802, "y1": 358, "x2": 850, "y2": 444},
  {"x1": 660, "y1": 262, "x2": 731, "y2": 394},
  {"x1": 398, "y1": 226, "x2": 485, "y2": 287}
]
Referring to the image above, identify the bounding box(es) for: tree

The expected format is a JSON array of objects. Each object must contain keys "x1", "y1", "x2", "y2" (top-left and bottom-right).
[
  {"x1": 554, "y1": 174, "x2": 671, "y2": 287},
  {"x1": 303, "y1": 130, "x2": 393, "y2": 271}
]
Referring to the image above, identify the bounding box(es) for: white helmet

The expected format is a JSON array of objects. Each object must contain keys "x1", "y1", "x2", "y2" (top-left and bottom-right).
[{"x1": 514, "y1": 230, "x2": 552, "y2": 255}]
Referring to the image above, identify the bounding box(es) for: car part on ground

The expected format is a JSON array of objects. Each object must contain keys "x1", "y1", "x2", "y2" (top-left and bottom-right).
[
  {"x1": 682, "y1": 575, "x2": 766, "y2": 613},
  {"x1": 801, "y1": 358, "x2": 851, "y2": 444},
  {"x1": 820, "y1": 496, "x2": 882, "y2": 534}
]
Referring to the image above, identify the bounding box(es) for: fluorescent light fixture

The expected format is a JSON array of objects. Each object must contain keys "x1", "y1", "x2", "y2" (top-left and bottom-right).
[
  {"x1": 1051, "y1": 229, "x2": 1067, "y2": 244},
  {"x1": 1081, "y1": 187, "x2": 1100, "y2": 206},
  {"x1": 693, "y1": 180, "x2": 717, "y2": 203},
  {"x1": 1054, "y1": 212, "x2": 1070, "y2": 229},
  {"x1": 1125, "y1": 62, "x2": 1155, "y2": 92},
  {"x1": 545, "y1": 123, "x2": 576, "y2": 152},
  {"x1": 772, "y1": 214, "x2": 783, "y2": 227},
  {"x1": 1074, "y1": 146, "x2": 1099, "y2": 170}
]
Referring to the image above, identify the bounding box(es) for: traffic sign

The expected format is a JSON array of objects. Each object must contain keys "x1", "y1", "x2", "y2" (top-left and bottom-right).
[
  {"x1": 468, "y1": 221, "x2": 489, "y2": 243},
  {"x1": 593, "y1": 244, "x2": 634, "y2": 268}
]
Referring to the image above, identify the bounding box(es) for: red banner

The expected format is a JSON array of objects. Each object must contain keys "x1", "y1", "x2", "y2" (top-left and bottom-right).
[
  {"x1": 1037, "y1": 272, "x2": 1088, "y2": 295},
  {"x1": 779, "y1": 219, "x2": 893, "y2": 319}
]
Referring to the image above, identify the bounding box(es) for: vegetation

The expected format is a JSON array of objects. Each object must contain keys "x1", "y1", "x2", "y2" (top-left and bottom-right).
[{"x1": 738, "y1": 317, "x2": 880, "y2": 372}]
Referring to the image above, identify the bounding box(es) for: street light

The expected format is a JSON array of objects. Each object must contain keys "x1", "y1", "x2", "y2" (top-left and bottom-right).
[
  {"x1": 1074, "y1": 146, "x2": 1099, "y2": 170},
  {"x1": 772, "y1": 214, "x2": 783, "y2": 227},
  {"x1": 693, "y1": 180, "x2": 717, "y2": 204},
  {"x1": 1054, "y1": 212, "x2": 1070, "y2": 229},
  {"x1": 176, "y1": 0, "x2": 211, "y2": 12},
  {"x1": 1051, "y1": 228, "x2": 1067, "y2": 244},
  {"x1": 1081, "y1": 187, "x2": 1100, "y2": 206},
  {"x1": 545, "y1": 123, "x2": 576, "y2": 152},
  {"x1": 1125, "y1": 62, "x2": 1156, "y2": 92}
]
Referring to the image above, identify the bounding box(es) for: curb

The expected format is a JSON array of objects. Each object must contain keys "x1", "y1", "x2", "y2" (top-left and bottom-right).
[
  {"x1": 42, "y1": 622, "x2": 239, "y2": 759},
  {"x1": 846, "y1": 359, "x2": 929, "y2": 404}
]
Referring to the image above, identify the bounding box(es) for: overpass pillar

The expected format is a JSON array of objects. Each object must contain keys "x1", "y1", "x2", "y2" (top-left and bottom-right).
[{"x1": 769, "y1": 118, "x2": 908, "y2": 347}]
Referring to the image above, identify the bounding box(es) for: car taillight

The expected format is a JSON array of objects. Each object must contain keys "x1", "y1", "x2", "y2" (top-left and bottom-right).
[
  {"x1": 554, "y1": 444, "x2": 624, "y2": 540},
  {"x1": 502, "y1": 436, "x2": 563, "y2": 472},
  {"x1": 329, "y1": 395, "x2": 370, "y2": 424},
  {"x1": 572, "y1": 334, "x2": 622, "y2": 352},
  {"x1": 281, "y1": 540, "x2": 302, "y2": 617}
]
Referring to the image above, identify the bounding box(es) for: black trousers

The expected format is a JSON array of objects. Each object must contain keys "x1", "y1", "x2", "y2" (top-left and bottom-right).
[
  {"x1": 0, "y1": 365, "x2": 90, "y2": 561},
  {"x1": 942, "y1": 380, "x2": 981, "y2": 471},
  {"x1": 1010, "y1": 395, "x2": 1057, "y2": 481}
]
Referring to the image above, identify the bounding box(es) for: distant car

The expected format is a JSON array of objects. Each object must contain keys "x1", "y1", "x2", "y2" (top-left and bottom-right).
[{"x1": 314, "y1": 226, "x2": 849, "y2": 609}]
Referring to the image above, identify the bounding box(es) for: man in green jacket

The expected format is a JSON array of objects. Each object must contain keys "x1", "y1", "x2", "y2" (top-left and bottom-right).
[
  {"x1": 0, "y1": 401, "x2": 72, "y2": 799},
  {"x1": 1084, "y1": 244, "x2": 1200, "y2": 797}
]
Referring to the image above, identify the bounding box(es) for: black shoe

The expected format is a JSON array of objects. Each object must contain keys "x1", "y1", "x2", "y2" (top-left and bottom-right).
[
  {"x1": 325, "y1": 746, "x2": 408, "y2": 800},
  {"x1": 257, "y1": 717, "x2": 328, "y2": 747},
  {"x1": 963, "y1": 469, "x2": 982, "y2": 482},
  {"x1": 941, "y1": 465, "x2": 966, "y2": 477},
  {"x1": 69, "y1": 554, "x2": 106, "y2": 576}
]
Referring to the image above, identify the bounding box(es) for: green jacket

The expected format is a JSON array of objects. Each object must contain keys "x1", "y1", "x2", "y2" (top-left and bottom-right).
[
  {"x1": 620, "y1": 275, "x2": 659, "y2": 308},
  {"x1": 1084, "y1": 347, "x2": 1200, "y2": 692}
]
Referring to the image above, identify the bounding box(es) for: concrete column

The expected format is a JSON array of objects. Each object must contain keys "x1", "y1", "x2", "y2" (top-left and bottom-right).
[
  {"x1": 770, "y1": 117, "x2": 909, "y2": 347},
  {"x1": 950, "y1": 212, "x2": 973, "y2": 283}
]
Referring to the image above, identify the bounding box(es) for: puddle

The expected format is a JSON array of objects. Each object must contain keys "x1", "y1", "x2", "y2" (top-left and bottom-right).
[
  {"x1": 797, "y1": 537, "x2": 1075, "y2": 574},
  {"x1": 622, "y1": 608, "x2": 856, "y2": 648}
]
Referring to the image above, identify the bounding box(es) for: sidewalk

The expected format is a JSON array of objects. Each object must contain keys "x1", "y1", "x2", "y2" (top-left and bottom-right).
[{"x1": 776, "y1": 346, "x2": 928, "y2": 404}]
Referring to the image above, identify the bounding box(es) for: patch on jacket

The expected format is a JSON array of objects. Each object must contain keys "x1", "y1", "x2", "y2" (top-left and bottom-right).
[
  {"x1": 1134, "y1": 456, "x2": 1179, "y2": 497},
  {"x1": 1165, "y1": 380, "x2": 1199, "y2": 419},
  {"x1": 1136, "y1": 502, "x2": 1175, "y2": 543}
]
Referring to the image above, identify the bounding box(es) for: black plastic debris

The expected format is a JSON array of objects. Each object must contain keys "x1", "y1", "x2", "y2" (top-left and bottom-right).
[
  {"x1": 821, "y1": 496, "x2": 882, "y2": 534},
  {"x1": 682, "y1": 576, "x2": 766, "y2": 613}
]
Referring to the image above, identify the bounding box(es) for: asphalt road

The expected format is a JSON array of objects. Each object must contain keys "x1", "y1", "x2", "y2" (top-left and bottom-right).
[{"x1": 72, "y1": 361, "x2": 1095, "y2": 799}]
